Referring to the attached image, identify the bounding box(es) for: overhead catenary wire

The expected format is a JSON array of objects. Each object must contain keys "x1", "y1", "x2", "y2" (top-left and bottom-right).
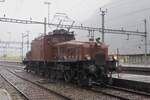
[
  {"x1": 0, "y1": 17, "x2": 145, "y2": 37},
  {"x1": 107, "y1": 7, "x2": 150, "y2": 23}
]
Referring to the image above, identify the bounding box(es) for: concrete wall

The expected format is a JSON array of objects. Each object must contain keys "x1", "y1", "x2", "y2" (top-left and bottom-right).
[{"x1": 118, "y1": 54, "x2": 150, "y2": 65}]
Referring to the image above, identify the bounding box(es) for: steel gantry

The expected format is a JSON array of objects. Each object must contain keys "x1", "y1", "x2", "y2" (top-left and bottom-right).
[
  {"x1": 0, "y1": 17, "x2": 147, "y2": 58},
  {"x1": 0, "y1": 41, "x2": 27, "y2": 50},
  {"x1": 0, "y1": 17, "x2": 146, "y2": 36},
  {"x1": 0, "y1": 40, "x2": 26, "y2": 58}
]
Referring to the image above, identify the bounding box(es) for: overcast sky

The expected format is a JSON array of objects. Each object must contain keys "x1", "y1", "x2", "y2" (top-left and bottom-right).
[
  {"x1": 2, "y1": 0, "x2": 149, "y2": 55},
  {"x1": 0, "y1": 0, "x2": 111, "y2": 42},
  {"x1": 85, "y1": 0, "x2": 150, "y2": 54},
  {"x1": 0, "y1": 0, "x2": 113, "y2": 56},
  {"x1": 0, "y1": 0, "x2": 111, "y2": 22}
]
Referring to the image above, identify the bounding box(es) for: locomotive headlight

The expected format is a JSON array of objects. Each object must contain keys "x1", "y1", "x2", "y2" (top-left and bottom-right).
[
  {"x1": 88, "y1": 65, "x2": 97, "y2": 73},
  {"x1": 113, "y1": 55, "x2": 118, "y2": 60},
  {"x1": 85, "y1": 54, "x2": 91, "y2": 60}
]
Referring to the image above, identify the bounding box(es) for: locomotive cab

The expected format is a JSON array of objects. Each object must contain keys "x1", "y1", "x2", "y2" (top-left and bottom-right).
[{"x1": 95, "y1": 53, "x2": 106, "y2": 66}]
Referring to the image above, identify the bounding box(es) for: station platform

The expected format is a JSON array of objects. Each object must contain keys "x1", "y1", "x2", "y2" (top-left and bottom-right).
[
  {"x1": 112, "y1": 73, "x2": 150, "y2": 93},
  {"x1": 119, "y1": 64, "x2": 150, "y2": 75},
  {"x1": 0, "y1": 89, "x2": 11, "y2": 100},
  {"x1": 121, "y1": 64, "x2": 150, "y2": 68},
  {"x1": 113, "y1": 73, "x2": 150, "y2": 83}
]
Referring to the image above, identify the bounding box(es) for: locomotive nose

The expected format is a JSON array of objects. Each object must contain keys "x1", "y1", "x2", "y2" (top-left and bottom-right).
[{"x1": 88, "y1": 65, "x2": 97, "y2": 73}]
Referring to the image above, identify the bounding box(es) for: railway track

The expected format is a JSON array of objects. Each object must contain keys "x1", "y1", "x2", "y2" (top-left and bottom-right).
[
  {"x1": 88, "y1": 85, "x2": 150, "y2": 100},
  {"x1": 0, "y1": 73, "x2": 29, "y2": 100},
  {"x1": 7, "y1": 68, "x2": 120, "y2": 100},
  {"x1": 1, "y1": 64, "x2": 118, "y2": 100},
  {"x1": 1, "y1": 63, "x2": 150, "y2": 100},
  {"x1": 121, "y1": 66, "x2": 150, "y2": 75},
  {"x1": 0, "y1": 69, "x2": 71, "y2": 100},
  {"x1": 107, "y1": 85, "x2": 150, "y2": 97}
]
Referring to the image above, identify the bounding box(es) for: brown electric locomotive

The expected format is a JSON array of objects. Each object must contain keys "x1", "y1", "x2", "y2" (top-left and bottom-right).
[{"x1": 23, "y1": 29, "x2": 117, "y2": 86}]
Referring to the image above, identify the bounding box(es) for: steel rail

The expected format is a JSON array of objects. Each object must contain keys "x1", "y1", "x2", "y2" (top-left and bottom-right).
[
  {"x1": 7, "y1": 69, "x2": 72, "y2": 100},
  {"x1": 87, "y1": 87, "x2": 130, "y2": 100},
  {"x1": 106, "y1": 85, "x2": 150, "y2": 97},
  {"x1": 0, "y1": 73, "x2": 29, "y2": 100},
  {"x1": 0, "y1": 17, "x2": 145, "y2": 36}
]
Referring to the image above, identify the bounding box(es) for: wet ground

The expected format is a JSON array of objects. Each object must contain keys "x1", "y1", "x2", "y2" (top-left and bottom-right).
[{"x1": 0, "y1": 89, "x2": 11, "y2": 100}]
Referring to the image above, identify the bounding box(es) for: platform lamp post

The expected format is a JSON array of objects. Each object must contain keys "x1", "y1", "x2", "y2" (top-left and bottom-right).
[
  {"x1": 21, "y1": 32, "x2": 29, "y2": 61},
  {"x1": 26, "y1": 31, "x2": 30, "y2": 52},
  {"x1": 144, "y1": 19, "x2": 148, "y2": 65},
  {"x1": 44, "y1": 1, "x2": 51, "y2": 24},
  {"x1": 7, "y1": 32, "x2": 11, "y2": 58},
  {"x1": 0, "y1": 0, "x2": 5, "y2": 59},
  {"x1": 21, "y1": 33, "x2": 24, "y2": 61},
  {"x1": 100, "y1": 8, "x2": 107, "y2": 42}
]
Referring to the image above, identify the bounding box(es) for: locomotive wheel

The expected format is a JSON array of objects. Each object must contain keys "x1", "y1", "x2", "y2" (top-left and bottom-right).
[
  {"x1": 77, "y1": 71, "x2": 88, "y2": 86},
  {"x1": 88, "y1": 76, "x2": 94, "y2": 86},
  {"x1": 24, "y1": 67, "x2": 28, "y2": 72},
  {"x1": 64, "y1": 70, "x2": 72, "y2": 82},
  {"x1": 24, "y1": 64, "x2": 30, "y2": 72}
]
